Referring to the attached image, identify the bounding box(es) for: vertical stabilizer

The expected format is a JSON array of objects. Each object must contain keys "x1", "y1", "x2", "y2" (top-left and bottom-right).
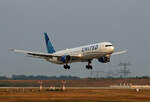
[{"x1": 44, "y1": 32, "x2": 56, "y2": 53}]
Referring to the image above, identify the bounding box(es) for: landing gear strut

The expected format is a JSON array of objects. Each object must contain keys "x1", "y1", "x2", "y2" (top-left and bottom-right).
[
  {"x1": 64, "y1": 64, "x2": 70, "y2": 69},
  {"x1": 86, "y1": 60, "x2": 92, "y2": 70}
]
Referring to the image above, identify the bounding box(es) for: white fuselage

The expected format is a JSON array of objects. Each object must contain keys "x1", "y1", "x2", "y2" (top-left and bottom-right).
[{"x1": 47, "y1": 42, "x2": 114, "y2": 64}]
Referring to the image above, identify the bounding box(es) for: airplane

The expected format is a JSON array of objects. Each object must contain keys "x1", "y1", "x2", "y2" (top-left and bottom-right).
[{"x1": 11, "y1": 32, "x2": 127, "y2": 70}]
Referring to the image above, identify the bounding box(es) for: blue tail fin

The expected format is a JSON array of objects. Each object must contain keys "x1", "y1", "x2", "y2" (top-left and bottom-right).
[{"x1": 44, "y1": 32, "x2": 56, "y2": 53}]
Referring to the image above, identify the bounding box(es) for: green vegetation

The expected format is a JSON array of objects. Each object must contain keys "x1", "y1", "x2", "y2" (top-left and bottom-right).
[
  {"x1": 1, "y1": 75, "x2": 150, "y2": 80},
  {"x1": 0, "y1": 75, "x2": 80, "y2": 80}
]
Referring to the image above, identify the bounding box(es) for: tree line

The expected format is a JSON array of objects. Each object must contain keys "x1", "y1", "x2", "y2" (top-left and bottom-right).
[
  {"x1": 0, "y1": 75, "x2": 80, "y2": 80},
  {"x1": 0, "y1": 75, "x2": 150, "y2": 80}
]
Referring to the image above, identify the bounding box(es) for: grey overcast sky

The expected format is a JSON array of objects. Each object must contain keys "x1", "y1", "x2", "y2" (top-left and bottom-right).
[{"x1": 0, "y1": 0, "x2": 150, "y2": 77}]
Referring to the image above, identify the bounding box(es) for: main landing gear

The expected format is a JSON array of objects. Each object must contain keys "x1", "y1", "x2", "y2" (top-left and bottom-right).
[
  {"x1": 63, "y1": 60, "x2": 93, "y2": 70},
  {"x1": 64, "y1": 64, "x2": 70, "y2": 69},
  {"x1": 86, "y1": 60, "x2": 93, "y2": 70}
]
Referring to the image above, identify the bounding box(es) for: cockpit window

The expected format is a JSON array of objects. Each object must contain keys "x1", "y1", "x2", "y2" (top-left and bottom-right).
[{"x1": 105, "y1": 45, "x2": 112, "y2": 47}]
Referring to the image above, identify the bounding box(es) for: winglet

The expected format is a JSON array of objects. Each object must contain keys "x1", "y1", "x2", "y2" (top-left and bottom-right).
[{"x1": 44, "y1": 32, "x2": 56, "y2": 53}]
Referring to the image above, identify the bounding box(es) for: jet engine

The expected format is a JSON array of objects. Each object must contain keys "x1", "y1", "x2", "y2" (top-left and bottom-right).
[
  {"x1": 60, "y1": 55, "x2": 71, "y2": 63},
  {"x1": 98, "y1": 56, "x2": 110, "y2": 63}
]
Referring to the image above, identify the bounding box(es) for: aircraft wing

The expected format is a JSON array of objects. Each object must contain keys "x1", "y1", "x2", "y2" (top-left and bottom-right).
[
  {"x1": 11, "y1": 49, "x2": 55, "y2": 59},
  {"x1": 112, "y1": 50, "x2": 127, "y2": 56},
  {"x1": 11, "y1": 49, "x2": 82, "y2": 60}
]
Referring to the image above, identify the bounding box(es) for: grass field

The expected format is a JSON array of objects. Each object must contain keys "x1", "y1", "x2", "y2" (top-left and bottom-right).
[{"x1": 0, "y1": 88, "x2": 150, "y2": 102}]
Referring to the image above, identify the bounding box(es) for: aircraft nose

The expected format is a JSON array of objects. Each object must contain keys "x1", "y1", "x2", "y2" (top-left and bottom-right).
[{"x1": 111, "y1": 46, "x2": 115, "y2": 52}]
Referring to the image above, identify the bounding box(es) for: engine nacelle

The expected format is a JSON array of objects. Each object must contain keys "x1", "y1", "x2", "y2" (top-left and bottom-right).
[
  {"x1": 60, "y1": 55, "x2": 71, "y2": 63},
  {"x1": 98, "y1": 56, "x2": 110, "y2": 63}
]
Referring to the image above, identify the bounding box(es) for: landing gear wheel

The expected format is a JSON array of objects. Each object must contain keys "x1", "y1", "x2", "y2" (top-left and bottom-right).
[
  {"x1": 86, "y1": 65, "x2": 93, "y2": 70},
  {"x1": 86, "y1": 60, "x2": 93, "y2": 70},
  {"x1": 67, "y1": 65, "x2": 70, "y2": 69},
  {"x1": 64, "y1": 64, "x2": 70, "y2": 69}
]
